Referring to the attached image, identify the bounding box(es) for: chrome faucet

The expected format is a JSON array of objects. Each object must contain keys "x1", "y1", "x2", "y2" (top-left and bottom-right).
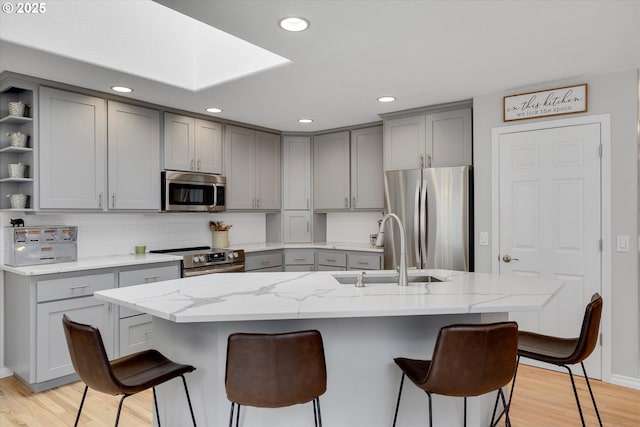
[{"x1": 375, "y1": 213, "x2": 408, "y2": 287}]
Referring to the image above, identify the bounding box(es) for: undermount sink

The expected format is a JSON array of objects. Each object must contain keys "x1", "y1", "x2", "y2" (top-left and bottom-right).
[{"x1": 333, "y1": 273, "x2": 442, "y2": 285}]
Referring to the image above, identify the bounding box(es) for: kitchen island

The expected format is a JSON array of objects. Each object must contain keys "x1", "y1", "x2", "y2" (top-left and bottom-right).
[{"x1": 95, "y1": 269, "x2": 563, "y2": 427}]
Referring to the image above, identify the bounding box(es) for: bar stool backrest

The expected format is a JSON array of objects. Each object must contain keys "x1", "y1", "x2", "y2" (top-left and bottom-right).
[
  {"x1": 62, "y1": 314, "x2": 122, "y2": 395},
  {"x1": 225, "y1": 330, "x2": 327, "y2": 408},
  {"x1": 422, "y1": 322, "x2": 518, "y2": 397},
  {"x1": 567, "y1": 293, "x2": 603, "y2": 365}
]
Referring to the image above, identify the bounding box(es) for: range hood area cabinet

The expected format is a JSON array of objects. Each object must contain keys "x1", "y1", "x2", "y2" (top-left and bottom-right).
[
  {"x1": 39, "y1": 87, "x2": 161, "y2": 210},
  {"x1": 224, "y1": 124, "x2": 281, "y2": 210},
  {"x1": 313, "y1": 126, "x2": 383, "y2": 211},
  {"x1": 382, "y1": 108, "x2": 472, "y2": 171},
  {"x1": 163, "y1": 112, "x2": 222, "y2": 174}
]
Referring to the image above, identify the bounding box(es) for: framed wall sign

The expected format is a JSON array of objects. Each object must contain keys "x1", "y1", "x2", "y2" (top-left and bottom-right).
[{"x1": 503, "y1": 84, "x2": 587, "y2": 122}]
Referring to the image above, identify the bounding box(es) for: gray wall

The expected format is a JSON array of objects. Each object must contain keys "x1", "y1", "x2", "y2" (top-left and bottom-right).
[{"x1": 472, "y1": 69, "x2": 639, "y2": 379}]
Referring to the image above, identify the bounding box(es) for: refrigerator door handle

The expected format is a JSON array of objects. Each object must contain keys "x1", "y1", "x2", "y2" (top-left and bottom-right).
[
  {"x1": 413, "y1": 179, "x2": 421, "y2": 263},
  {"x1": 420, "y1": 178, "x2": 428, "y2": 268}
]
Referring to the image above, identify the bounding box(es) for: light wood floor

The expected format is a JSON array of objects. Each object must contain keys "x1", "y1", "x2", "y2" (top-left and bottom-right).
[{"x1": 1, "y1": 364, "x2": 639, "y2": 426}]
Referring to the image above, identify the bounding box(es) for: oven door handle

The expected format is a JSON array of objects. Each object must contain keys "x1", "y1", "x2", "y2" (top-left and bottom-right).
[{"x1": 183, "y1": 264, "x2": 245, "y2": 277}]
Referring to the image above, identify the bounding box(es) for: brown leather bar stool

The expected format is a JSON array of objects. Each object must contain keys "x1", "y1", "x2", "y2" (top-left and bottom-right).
[
  {"x1": 62, "y1": 314, "x2": 197, "y2": 427},
  {"x1": 225, "y1": 330, "x2": 327, "y2": 427},
  {"x1": 392, "y1": 322, "x2": 518, "y2": 427},
  {"x1": 508, "y1": 293, "x2": 603, "y2": 427}
]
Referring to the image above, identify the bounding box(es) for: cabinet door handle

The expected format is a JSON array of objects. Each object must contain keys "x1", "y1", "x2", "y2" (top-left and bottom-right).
[
  {"x1": 352, "y1": 197, "x2": 357, "y2": 208},
  {"x1": 99, "y1": 192, "x2": 103, "y2": 209},
  {"x1": 419, "y1": 155, "x2": 425, "y2": 168},
  {"x1": 345, "y1": 197, "x2": 349, "y2": 208},
  {"x1": 111, "y1": 193, "x2": 116, "y2": 208},
  {"x1": 257, "y1": 198, "x2": 261, "y2": 208},
  {"x1": 294, "y1": 257, "x2": 306, "y2": 261},
  {"x1": 144, "y1": 275, "x2": 160, "y2": 283},
  {"x1": 427, "y1": 154, "x2": 432, "y2": 167},
  {"x1": 69, "y1": 285, "x2": 90, "y2": 290},
  {"x1": 197, "y1": 159, "x2": 201, "y2": 171},
  {"x1": 190, "y1": 159, "x2": 195, "y2": 171}
]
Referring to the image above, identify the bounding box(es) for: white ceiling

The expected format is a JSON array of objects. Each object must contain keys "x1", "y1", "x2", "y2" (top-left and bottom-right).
[{"x1": 1, "y1": 0, "x2": 639, "y2": 132}]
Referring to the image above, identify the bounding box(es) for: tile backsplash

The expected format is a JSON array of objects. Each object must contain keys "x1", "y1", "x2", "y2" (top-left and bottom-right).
[{"x1": 0, "y1": 211, "x2": 266, "y2": 258}]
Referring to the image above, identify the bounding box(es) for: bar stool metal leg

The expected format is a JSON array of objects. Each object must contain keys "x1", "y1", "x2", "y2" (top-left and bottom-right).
[
  {"x1": 565, "y1": 365, "x2": 587, "y2": 427},
  {"x1": 114, "y1": 394, "x2": 131, "y2": 427},
  {"x1": 581, "y1": 362, "x2": 603, "y2": 427},
  {"x1": 426, "y1": 391, "x2": 433, "y2": 427},
  {"x1": 73, "y1": 385, "x2": 89, "y2": 427},
  {"x1": 392, "y1": 373, "x2": 405, "y2": 427},
  {"x1": 152, "y1": 387, "x2": 161, "y2": 427},
  {"x1": 180, "y1": 375, "x2": 198, "y2": 426}
]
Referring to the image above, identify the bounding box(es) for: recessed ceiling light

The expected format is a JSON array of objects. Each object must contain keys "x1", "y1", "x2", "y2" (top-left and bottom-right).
[
  {"x1": 377, "y1": 96, "x2": 396, "y2": 103},
  {"x1": 298, "y1": 118, "x2": 313, "y2": 124},
  {"x1": 279, "y1": 17, "x2": 310, "y2": 32},
  {"x1": 111, "y1": 86, "x2": 133, "y2": 93},
  {"x1": 206, "y1": 107, "x2": 223, "y2": 113}
]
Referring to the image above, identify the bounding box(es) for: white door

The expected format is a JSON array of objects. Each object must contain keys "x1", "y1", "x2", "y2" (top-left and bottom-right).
[{"x1": 497, "y1": 123, "x2": 602, "y2": 378}]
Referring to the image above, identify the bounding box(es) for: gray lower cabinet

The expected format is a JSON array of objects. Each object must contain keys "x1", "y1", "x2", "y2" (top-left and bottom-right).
[
  {"x1": 284, "y1": 249, "x2": 315, "y2": 272},
  {"x1": 245, "y1": 250, "x2": 283, "y2": 272},
  {"x1": 5, "y1": 270, "x2": 116, "y2": 391},
  {"x1": 347, "y1": 251, "x2": 382, "y2": 270},
  {"x1": 117, "y1": 263, "x2": 180, "y2": 357},
  {"x1": 316, "y1": 250, "x2": 347, "y2": 271},
  {"x1": 316, "y1": 249, "x2": 382, "y2": 271},
  {"x1": 3, "y1": 260, "x2": 180, "y2": 391}
]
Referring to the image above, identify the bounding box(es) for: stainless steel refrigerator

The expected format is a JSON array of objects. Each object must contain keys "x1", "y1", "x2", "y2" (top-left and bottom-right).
[{"x1": 382, "y1": 166, "x2": 472, "y2": 271}]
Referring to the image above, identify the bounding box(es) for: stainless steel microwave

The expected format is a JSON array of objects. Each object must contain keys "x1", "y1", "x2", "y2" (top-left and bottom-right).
[{"x1": 161, "y1": 171, "x2": 226, "y2": 212}]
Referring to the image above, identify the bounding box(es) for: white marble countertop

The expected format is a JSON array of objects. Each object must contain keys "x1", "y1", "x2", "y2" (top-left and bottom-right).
[
  {"x1": 94, "y1": 269, "x2": 563, "y2": 323},
  {"x1": 1, "y1": 242, "x2": 380, "y2": 276},
  {"x1": 1, "y1": 253, "x2": 183, "y2": 276}
]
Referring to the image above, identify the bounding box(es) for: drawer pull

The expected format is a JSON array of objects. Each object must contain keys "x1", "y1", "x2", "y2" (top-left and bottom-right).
[
  {"x1": 69, "y1": 285, "x2": 90, "y2": 290},
  {"x1": 326, "y1": 258, "x2": 337, "y2": 262},
  {"x1": 261, "y1": 260, "x2": 272, "y2": 265},
  {"x1": 144, "y1": 276, "x2": 160, "y2": 283},
  {"x1": 358, "y1": 261, "x2": 370, "y2": 265},
  {"x1": 145, "y1": 330, "x2": 152, "y2": 337},
  {"x1": 293, "y1": 257, "x2": 306, "y2": 261}
]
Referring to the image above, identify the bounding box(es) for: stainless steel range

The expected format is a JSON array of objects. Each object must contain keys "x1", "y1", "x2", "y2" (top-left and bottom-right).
[{"x1": 150, "y1": 246, "x2": 245, "y2": 277}]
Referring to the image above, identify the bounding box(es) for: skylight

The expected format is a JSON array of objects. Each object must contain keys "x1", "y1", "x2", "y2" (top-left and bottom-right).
[{"x1": 0, "y1": 0, "x2": 290, "y2": 91}]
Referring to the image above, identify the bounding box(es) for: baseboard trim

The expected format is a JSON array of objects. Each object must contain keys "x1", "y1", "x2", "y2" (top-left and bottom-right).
[
  {"x1": 0, "y1": 366, "x2": 13, "y2": 379},
  {"x1": 610, "y1": 374, "x2": 640, "y2": 390}
]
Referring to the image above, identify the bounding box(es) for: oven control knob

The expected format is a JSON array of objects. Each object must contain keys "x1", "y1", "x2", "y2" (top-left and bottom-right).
[
  {"x1": 191, "y1": 256, "x2": 200, "y2": 263},
  {"x1": 199, "y1": 256, "x2": 206, "y2": 262},
  {"x1": 228, "y1": 252, "x2": 235, "y2": 260}
]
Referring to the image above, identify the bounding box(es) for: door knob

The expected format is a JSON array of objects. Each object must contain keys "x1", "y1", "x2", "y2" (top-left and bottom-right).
[{"x1": 502, "y1": 255, "x2": 519, "y2": 263}]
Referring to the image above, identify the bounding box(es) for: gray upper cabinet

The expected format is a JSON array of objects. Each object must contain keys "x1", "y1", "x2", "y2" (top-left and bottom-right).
[
  {"x1": 283, "y1": 136, "x2": 311, "y2": 210},
  {"x1": 314, "y1": 128, "x2": 383, "y2": 211},
  {"x1": 163, "y1": 112, "x2": 222, "y2": 174},
  {"x1": 383, "y1": 108, "x2": 472, "y2": 170},
  {"x1": 314, "y1": 131, "x2": 350, "y2": 209},
  {"x1": 350, "y1": 126, "x2": 383, "y2": 209},
  {"x1": 427, "y1": 109, "x2": 472, "y2": 167},
  {"x1": 225, "y1": 125, "x2": 280, "y2": 210},
  {"x1": 39, "y1": 87, "x2": 107, "y2": 209},
  {"x1": 107, "y1": 101, "x2": 160, "y2": 210}
]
